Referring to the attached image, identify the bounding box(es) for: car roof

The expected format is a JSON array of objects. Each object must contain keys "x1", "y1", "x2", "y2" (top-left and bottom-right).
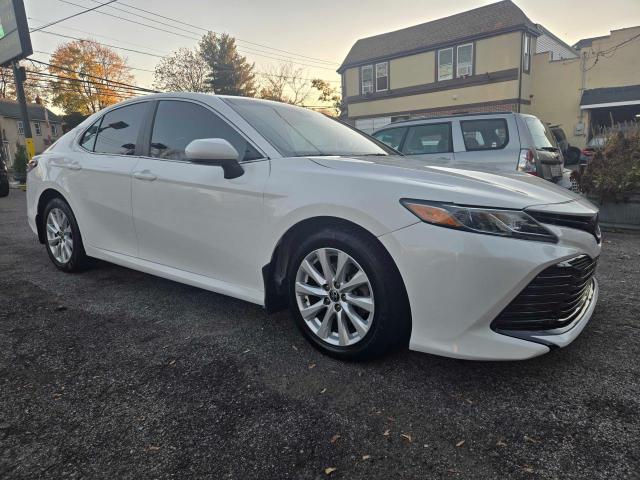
[{"x1": 374, "y1": 111, "x2": 519, "y2": 130}]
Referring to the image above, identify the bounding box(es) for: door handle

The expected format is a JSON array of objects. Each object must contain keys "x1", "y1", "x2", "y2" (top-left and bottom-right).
[
  {"x1": 66, "y1": 162, "x2": 82, "y2": 171},
  {"x1": 133, "y1": 171, "x2": 157, "y2": 181}
]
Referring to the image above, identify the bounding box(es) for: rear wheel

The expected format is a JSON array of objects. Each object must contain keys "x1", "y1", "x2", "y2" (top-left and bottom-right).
[
  {"x1": 287, "y1": 227, "x2": 410, "y2": 360},
  {"x1": 43, "y1": 198, "x2": 88, "y2": 272}
]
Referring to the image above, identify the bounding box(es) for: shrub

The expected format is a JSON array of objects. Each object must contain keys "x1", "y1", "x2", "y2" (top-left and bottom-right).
[
  {"x1": 13, "y1": 143, "x2": 28, "y2": 184},
  {"x1": 579, "y1": 126, "x2": 640, "y2": 202}
]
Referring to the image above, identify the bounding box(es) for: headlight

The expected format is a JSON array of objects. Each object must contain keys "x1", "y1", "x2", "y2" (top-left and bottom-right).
[{"x1": 401, "y1": 199, "x2": 558, "y2": 243}]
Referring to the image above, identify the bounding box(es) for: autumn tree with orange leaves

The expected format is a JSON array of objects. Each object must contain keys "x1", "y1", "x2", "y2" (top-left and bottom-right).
[{"x1": 49, "y1": 40, "x2": 134, "y2": 114}]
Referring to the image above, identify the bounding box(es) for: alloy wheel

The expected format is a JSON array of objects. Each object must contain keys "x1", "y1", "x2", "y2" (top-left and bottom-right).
[
  {"x1": 295, "y1": 248, "x2": 375, "y2": 346},
  {"x1": 46, "y1": 208, "x2": 73, "y2": 264}
]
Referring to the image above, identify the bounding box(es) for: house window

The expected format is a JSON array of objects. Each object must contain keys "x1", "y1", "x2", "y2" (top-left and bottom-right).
[
  {"x1": 457, "y1": 43, "x2": 473, "y2": 77},
  {"x1": 51, "y1": 124, "x2": 58, "y2": 136},
  {"x1": 438, "y1": 47, "x2": 454, "y2": 81},
  {"x1": 34, "y1": 122, "x2": 42, "y2": 136},
  {"x1": 17, "y1": 120, "x2": 24, "y2": 135},
  {"x1": 361, "y1": 65, "x2": 374, "y2": 94},
  {"x1": 375, "y1": 62, "x2": 388, "y2": 92},
  {"x1": 523, "y1": 35, "x2": 531, "y2": 72}
]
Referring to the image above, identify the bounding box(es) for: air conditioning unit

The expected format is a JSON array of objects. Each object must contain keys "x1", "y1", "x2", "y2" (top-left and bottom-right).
[{"x1": 458, "y1": 65, "x2": 472, "y2": 77}]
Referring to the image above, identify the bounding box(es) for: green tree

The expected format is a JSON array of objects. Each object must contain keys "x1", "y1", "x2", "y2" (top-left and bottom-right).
[
  {"x1": 311, "y1": 78, "x2": 342, "y2": 116},
  {"x1": 199, "y1": 33, "x2": 257, "y2": 96},
  {"x1": 153, "y1": 47, "x2": 211, "y2": 92},
  {"x1": 13, "y1": 143, "x2": 28, "y2": 183}
]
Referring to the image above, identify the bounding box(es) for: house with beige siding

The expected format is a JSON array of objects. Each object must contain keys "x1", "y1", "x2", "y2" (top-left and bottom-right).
[
  {"x1": 338, "y1": 0, "x2": 639, "y2": 148},
  {"x1": 529, "y1": 26, "x2": 640, "y2": 147},
  {"x1": 0, "y1": 99, "x2": 62, "y2": 167},
  {"x1": 338, "y1": 1, "x2": 547, "y2": 133}
]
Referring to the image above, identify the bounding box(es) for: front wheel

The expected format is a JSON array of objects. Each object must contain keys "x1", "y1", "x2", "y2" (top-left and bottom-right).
[
  {"x1": 287, "y1": 227, "x2": 410, "y2": 360},
  {"x1": 42, "y1": 197, "x2": 88, "y2": 272}
]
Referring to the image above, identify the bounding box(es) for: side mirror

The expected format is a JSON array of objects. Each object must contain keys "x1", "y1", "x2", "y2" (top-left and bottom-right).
[{"x1": 185, "y1": 138, "x2": 244, "y2": 179}]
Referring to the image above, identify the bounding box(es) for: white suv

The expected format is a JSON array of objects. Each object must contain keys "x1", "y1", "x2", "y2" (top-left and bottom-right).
[{"x1": 373, "y1": 112, "x2": 564, "y2": 182}]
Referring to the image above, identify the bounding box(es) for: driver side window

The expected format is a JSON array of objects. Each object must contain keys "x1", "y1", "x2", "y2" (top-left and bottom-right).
[{"x1": 149, "y1": 100, "x2": 263, "y2": 161}]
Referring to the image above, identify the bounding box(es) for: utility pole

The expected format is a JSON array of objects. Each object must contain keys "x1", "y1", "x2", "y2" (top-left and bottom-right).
[{"x1": 12, "y1": 60, "x2": 34, "y2": 160}]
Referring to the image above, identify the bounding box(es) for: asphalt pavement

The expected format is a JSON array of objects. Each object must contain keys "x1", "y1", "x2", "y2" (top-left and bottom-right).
[{"x1": 1, "y1": 190, "x2": 639, "y2": 479}]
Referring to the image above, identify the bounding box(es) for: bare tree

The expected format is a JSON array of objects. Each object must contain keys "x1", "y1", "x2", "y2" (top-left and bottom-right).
[
  {"x1": 259, "y1": 63, "x2": 311, "y2": 106},
  {"x1": 154, "y1": 47, "x2": 212, "y2": 93}
]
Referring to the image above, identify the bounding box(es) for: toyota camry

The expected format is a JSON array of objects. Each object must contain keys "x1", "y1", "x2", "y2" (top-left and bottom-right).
[{"x1": 26, "y1": 93, "x2": 601, "y2": 361}]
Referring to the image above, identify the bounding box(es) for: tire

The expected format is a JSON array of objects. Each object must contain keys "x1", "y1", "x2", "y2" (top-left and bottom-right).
[
  {"x1": 287, "y1": 226, "x2": 410, "y2": 361},
  {"x1": 0, "y1": 178, "x2": 8, "y2": 197},
  {"x1": 42, "y1": 197, "x2": 88, "y2": 272}
]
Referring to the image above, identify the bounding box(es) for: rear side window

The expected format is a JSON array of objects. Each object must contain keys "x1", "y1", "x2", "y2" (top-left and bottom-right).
[
  {"x1": 373, "y1": 127, "x2": 406, "y2": 150},
  {"x1": 80, "y1": 119, "x2": 100, "y2": 151},
  {"x1": 402, "y1": 123, "x2": 452, "y2": 155},
  {"x1": 149, "y1": 100, "x2": 263, "y2": 162},
  {"x1": 524, "y1": 117, "x2": 554, "y2": 149},
  {"x1": 93, "y1": 103, "x2": 148, "y2": 156},
  {"x1": 461, "y1": 119, "x2": 508, "y2": 151}
]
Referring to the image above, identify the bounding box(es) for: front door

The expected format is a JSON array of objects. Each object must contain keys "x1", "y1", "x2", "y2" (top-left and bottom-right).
[{"x1": 131, "y1": 100, "x2": 269, "y2": 292}]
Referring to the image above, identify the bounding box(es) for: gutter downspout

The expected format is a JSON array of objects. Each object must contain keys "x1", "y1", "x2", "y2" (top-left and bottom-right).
[{"x1": 517, "y1": 32, "x2": 523, "y2": 113}]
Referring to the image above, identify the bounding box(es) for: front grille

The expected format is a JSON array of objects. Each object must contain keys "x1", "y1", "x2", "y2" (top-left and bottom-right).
[
  {"x1": 527, "y1": 210, "x2": 601, "y2": 243},
  {"x1": 492, "y1": 255, "x2": 597, "y2": 331}
]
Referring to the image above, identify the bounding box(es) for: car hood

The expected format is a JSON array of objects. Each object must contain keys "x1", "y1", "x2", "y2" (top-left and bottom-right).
[{"x1": 309, "y1": 155, "x2": 597, "y2": 213}]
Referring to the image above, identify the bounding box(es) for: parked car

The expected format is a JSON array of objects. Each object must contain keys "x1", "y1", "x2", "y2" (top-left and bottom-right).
[
  {"x1": 27, "y1": 93, "x2": 601, "y2": 361},
  {"x1": 372, "y1": 112, "x2": 565, "y2": 184},
  {"x1": 580, "y1": 134, "x2": 607, "y2": 163},
  {"x1": 0, "y1": 155, "x2": 9, "y2": 197},
  {"x1": 549, "y1": 125, "x2": 582, "y2": 168}
]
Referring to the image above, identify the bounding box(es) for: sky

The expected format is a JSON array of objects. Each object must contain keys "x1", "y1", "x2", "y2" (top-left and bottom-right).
[{"x1": 23, "y1": 0, "x2": 640, "y2": 93}]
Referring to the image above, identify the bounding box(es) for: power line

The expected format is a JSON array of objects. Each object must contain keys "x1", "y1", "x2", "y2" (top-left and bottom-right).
[
  {"x1": 92, "y1": 0, "x2": 339, "y2": 66},
  {"x1": 30, "y1": 37, "x2": 341, "y2": 83},
  {"x1": 29, "y1": 16, "x2": 167, "y2": 55},
  {"x1": 30, "y1": 0, "x2": 118, "y2": 33},
  {"x1": 55, "y1": 0, "x2": 338, "y2": 70},
  {"x1": 29, "y1": 59, "x2": 158, "y2": 93}
]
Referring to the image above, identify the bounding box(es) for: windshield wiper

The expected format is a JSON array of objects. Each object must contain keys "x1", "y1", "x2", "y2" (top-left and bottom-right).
[{"x1": 537, "y1": 146, "x2": 560, "y2": 152}]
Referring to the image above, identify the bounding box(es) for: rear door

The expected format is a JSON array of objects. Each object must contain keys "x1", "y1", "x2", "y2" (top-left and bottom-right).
[
  {"x1": 454, "y1": 116, "x2": 518, "y2": 174},
  {"x1": 400, "y1": 122, "x2": 454, "y2": 165},
  {"x1": 67, "y1": 101, "x2": 150, "y2": 256}
]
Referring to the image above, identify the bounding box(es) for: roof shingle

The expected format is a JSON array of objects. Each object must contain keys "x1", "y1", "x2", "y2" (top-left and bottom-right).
[
  {"x1": 0, "y1": 99, "x2": 61, "y2": 123},
  {"x1": 338, "y1": 0, "x2": 538, "y2": 71}
]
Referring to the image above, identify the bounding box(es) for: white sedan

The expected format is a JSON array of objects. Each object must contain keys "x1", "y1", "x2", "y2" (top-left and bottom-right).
[{"x1": 26, "y1": 93, "x2": 601, "y2": 361}]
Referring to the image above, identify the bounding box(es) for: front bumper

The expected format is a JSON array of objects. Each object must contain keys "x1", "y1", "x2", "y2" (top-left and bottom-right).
[{"x1": 378, "y1": 222, "x2": 601, "y2": 360}]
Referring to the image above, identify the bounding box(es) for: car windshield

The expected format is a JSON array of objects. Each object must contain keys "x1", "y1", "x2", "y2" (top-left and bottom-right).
[
  {"x1": 524, "y1": 116, "x2": 555, "y2": 149},
  {"x1": 224, "y1": 97, "x2": 389, "y2": 157}
]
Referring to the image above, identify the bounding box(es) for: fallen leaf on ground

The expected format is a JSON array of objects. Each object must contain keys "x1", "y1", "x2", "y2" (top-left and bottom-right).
[
  {"x1": 147, "y1": 446, "x2": 161, "y2": 451},
  {"x1": 522, "y1": 465, "x2": 534, "y2": 473},
  {"x1": 387, "y1": 416, "x2": 396, "y2": 422},
  {"x1": 496, "y1": 440, "x2": 507, "y2": 447},
  {"x1": 362, "y1": 455, "x2": 371, "y2": 460},
  {"x1": 242, "y1": 349, "x2": 251, "y2": 354},
  {"x1": 465, "y1": 398, "x2": 473, "y2": 404},
  {"x1": 292, "y1": 345, "x2": 298, "y2": 351},
  {"x1": 383, "y1": 429, "x2": 390, "y2": 436},
  {"x1": 309, "y1": 363, "x2": 316, "y2": 369},
  {"x1": 320, "y1": 388, "x2": 327, "y2": 394},
  {"x1": 324, "y1": 467, "x2": 337, "y2": 475},
  {"x1": 168, "y1": 359, "x2": 176, "y2": 366},
  {"x1": 524, "y1": 435, "x2": 539, "y2": 443},
  {"x1": 401, "y1": 433, "x2": 412, "y2": 443},
  {"x1": 455, "y1": 440, "x2": 465, "y2": 447},
  {"x1": 330, "y1": 434, "x2": 340, "y2": 444}
]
